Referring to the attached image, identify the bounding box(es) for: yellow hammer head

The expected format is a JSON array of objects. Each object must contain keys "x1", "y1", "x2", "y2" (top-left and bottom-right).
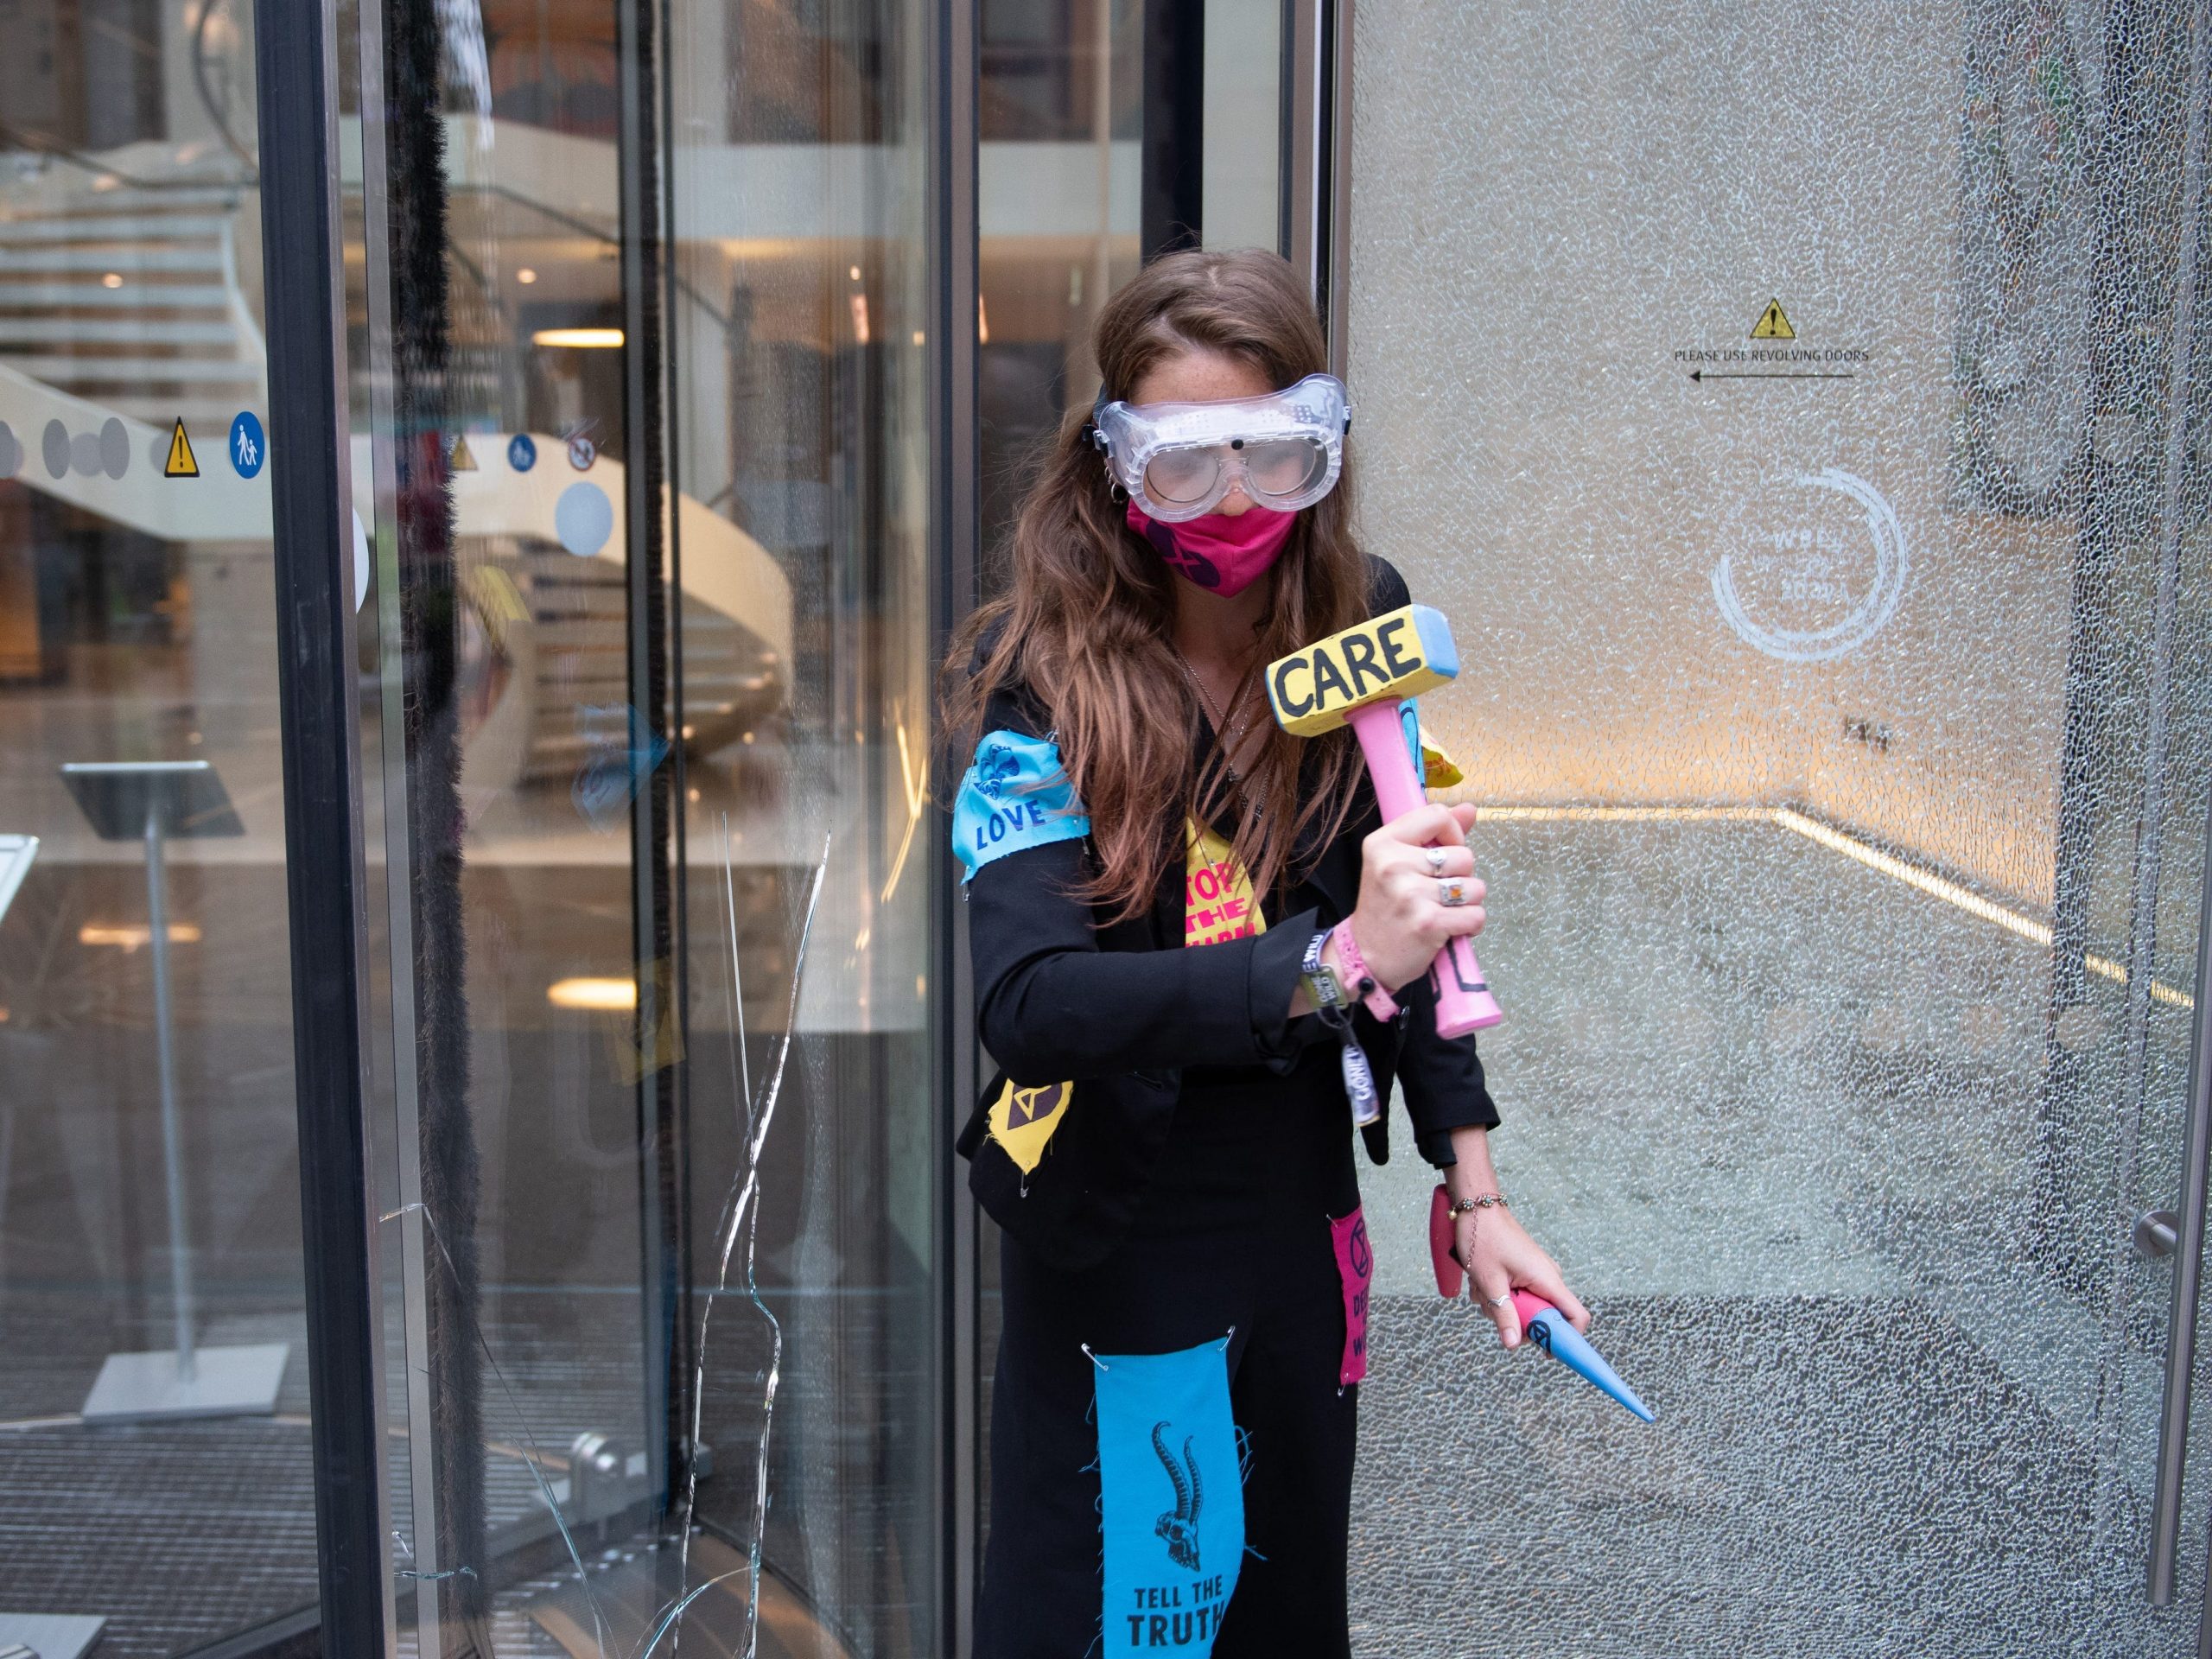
[{"x1": 1265, "y1": 604, "x2": 1459, "y2": 736}]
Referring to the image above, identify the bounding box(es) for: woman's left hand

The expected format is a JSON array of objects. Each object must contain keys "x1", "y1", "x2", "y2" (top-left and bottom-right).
[
  {"x1": 1454, "y1": 1203, "x2": 1588, "y2": 1350},
  {"x1": 1446, "y1": 1125, "x2": 1589, "y2": 1350}
]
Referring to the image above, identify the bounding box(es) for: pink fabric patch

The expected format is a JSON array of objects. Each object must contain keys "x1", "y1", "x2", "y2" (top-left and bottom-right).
[{"x1": 1329, "y1": 1207, "x2": 1375, "y2": 1386}]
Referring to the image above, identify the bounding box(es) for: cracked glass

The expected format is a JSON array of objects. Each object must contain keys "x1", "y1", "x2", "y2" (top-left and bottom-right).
[
  {"x1": 1342, "y1": 2, "x2": 2212, "y2": 1652},
  {"x1": 340, "y1": 0, "x2": 940, "y2": 1652}
]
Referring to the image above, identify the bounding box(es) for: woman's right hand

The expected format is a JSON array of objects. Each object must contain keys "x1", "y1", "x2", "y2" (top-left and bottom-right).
[{"x1": 1343, "y1": 803, "x2": 1484, "y2": 993}]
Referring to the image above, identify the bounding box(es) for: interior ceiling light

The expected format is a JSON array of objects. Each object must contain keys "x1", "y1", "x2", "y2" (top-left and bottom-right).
[
  {"x1": 101, "y1": 272, "x2": 123, "y2": 289},
  {"x1": 531, "y1": 327, "x2": 624, "y2": 349},
  {"x1": 546, "y1": 976, "x2": 637, "y2": 1011},
  {"x1": 79, "y1": 923, "x2": 200, "y2": 950},
  {"x1": 517, "y1": 267, "x2": 537, "y2": 283}
]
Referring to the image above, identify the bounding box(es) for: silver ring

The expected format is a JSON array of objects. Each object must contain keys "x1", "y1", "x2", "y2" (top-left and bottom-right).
[
  {"x1": 1480, "y1": 1294, "x2": 1513, "y2": 1310},
  {"x1": 1439, "y1": 877, "x2": 1471, "y2": 907},
  {"x1": 1425, "y1": 846, "x2": 1446, "y2": 876}
]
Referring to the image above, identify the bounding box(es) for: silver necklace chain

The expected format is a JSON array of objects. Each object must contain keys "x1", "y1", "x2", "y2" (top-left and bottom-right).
[{"x1": 1175, "y1": 649, "x2": 1254, "y2": 776}]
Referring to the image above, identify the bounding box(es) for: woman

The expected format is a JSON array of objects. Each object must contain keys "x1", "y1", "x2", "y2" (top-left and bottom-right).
[{"x1": 946, "y1": 249, "x2": 1586, "y2": 1659}]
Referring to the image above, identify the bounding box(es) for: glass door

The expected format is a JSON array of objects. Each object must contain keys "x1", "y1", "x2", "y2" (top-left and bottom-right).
[
  {"x1": 1338, "y1": 3, "x2": 2212, "y2": 1653},
  {"x1": 0, "y1": 0, "x2": 330, "y2": 1649},
  {"x1": 339, "y1": 0, "x2": 945, "y2": 1652}
]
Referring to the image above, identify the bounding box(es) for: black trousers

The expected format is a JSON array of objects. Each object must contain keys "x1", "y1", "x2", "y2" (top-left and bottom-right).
[{"x1": 976, "y1": 1080, "x2": 1363, "y2": 1658}]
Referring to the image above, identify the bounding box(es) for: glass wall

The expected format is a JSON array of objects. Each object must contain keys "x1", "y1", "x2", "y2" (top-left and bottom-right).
[
  {"x1": 1339, "y1": 3, "x2": 2212, "y2": 1654},
  {"x1": 0, "y1": 0, "x2": 325, "y2": 1650},
  {"x1": 977, "y1": 0, "x2": 1140, "y2": 567}
]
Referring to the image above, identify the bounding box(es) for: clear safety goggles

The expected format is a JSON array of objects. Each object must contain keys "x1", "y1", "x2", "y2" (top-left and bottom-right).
[{"x1": 1090, "y1": 373, "x2": 1351, "y2": 522}]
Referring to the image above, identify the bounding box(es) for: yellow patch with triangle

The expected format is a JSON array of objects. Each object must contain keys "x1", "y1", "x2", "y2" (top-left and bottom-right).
[
  {"x1": 163, "y1": 420, "x2": 199, "y2": 478},
  {"x1": 449, "y1": 432, "x2": 478, "y2": 471},
  {"x1": 1751, "y1": 298, "x2": 1796, "y2": 340},
  {"x1": 989, "y1": 1077, "x2": 1071, "y2": 1173}
]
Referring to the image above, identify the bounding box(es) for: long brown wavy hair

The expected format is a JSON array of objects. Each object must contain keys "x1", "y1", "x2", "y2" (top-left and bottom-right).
[{"x1": 944, "y1": 248, "x2": 1370, "y2": 922}]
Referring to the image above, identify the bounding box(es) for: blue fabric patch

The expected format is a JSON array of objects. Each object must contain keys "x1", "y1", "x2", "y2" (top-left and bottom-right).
[
  {"x1": 1096, "y1": 1340, "x2": 1243, "y2": 1656},
  {"x1": 953, "y1": 728, "x2": 1090, "y2": 881}
]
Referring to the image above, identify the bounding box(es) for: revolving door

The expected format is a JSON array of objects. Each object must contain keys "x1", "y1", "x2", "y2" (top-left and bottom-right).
[
  {"x1": 345, "y1": 3, "x2": 947, "y2": 1656},
  {"x1": 283, "y1": 0, "x2": 956, "y2": 1651}
]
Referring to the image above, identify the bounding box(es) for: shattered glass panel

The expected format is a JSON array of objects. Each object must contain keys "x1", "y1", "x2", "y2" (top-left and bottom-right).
[
  {"x1": 664, "y1": 3, "x2": 941, "y2": 1653},
  {"x1": 343, "y1": 0, "x2": 940, "y2": 1651},
  {"x1": 1344, "y1": 2, "x2": 2212, "y2": 1651}
]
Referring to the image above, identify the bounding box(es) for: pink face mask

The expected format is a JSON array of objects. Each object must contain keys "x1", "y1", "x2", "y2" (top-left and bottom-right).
[{"x1": 1127, "y1": 500, "x2": 1296, "y2": 599}]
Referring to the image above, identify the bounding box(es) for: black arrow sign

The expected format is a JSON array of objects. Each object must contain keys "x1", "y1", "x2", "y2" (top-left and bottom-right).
[{"x1": 1690, "y1": 369, "x2": 1857, "y2": 382}]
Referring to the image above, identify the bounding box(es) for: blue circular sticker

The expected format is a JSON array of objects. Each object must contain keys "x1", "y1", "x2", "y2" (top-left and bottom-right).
[
  {"x1": 555, "y1": 480, "x2": 613, "y2": 557},
  {"x1": 228, "y1": 411, "x2": 266, "y2": 479},
  {"x1": 508, "y1": 433, "x2": 537, "y2": 473}
]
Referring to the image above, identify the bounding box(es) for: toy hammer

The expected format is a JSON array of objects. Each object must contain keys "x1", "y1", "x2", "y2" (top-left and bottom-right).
[{"x1": 1265, "y1": 603, "x2": 1502, "y2": 1037}]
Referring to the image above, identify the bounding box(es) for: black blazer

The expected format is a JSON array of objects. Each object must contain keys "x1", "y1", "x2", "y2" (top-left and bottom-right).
[{"x1": 954, "y1": 556, "x2": 1499, "y2": 1269}]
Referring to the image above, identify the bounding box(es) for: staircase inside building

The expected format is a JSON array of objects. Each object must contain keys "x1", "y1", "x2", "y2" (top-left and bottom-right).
[
  {"x1": 0, "y1": 142, "x2": 788, "y2": 784},
  {"x1": 0, "y1": 165, "x2": 265, "y2": 433}
]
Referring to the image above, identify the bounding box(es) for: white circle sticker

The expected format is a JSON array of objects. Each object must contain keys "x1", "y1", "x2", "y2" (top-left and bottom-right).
[
  {"x1": 1710, "y1": 468, "x2": 1909, "y2": 663},
  {"x1": 556, "y1": 480, "x2": 613, "y2": 557}
]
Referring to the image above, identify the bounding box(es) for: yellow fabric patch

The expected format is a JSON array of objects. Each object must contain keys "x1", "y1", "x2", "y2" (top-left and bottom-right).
[
  {"x1": 987, "y1": 823, "x2": 1263, "y2": 1176},
  {"x1": 1421, "y1": 735, "x2": 1465, "y2": 789},
  {"x1": 1185, "y1": 818, "x2": 1267, "y2": 947},
  {"x1": 989, "y1": 1077, "x2": 1072, "y2": 1173}
]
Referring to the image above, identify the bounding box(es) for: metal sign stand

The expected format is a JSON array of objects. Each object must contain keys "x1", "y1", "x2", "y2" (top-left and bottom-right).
[
  {"x1": 0, "y1": 1614, "x2": 106, "y2": 1659},
  {"x1": 0, "y1": 835, "x2": 35, "y2": 925},
  {"x1": 0, "y1": 841, "x2": 95, "y2": 1652},
  {"x1": 59, "y1": 762, "x2": 289, "y2": 1423}
]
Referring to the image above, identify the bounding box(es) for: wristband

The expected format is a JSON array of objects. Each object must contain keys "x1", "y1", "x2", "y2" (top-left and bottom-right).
[
  {"x1": 1300, "y1": 929, "x2": 1353, "y2": 1030},
  {"x1": 1330, "y1": 919, "x2": 1400, "y2": 1021}
]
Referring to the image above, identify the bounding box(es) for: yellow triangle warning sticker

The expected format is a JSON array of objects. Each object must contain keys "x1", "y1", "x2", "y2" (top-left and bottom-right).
[
  {"x1": 449, "y1": 432, "x2": 478, "y2": 472},
  {"x1": 1751, "y1": 298, "x2": 1796, "y2": 340},
  {"x1": 163, "y1": 420, "x2": 200, "y2": 478}
]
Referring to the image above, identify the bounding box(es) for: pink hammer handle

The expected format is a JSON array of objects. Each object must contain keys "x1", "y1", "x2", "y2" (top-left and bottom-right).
[{"x1": 1344, "y1": 701, "x2": 1503, "y2": 1038}]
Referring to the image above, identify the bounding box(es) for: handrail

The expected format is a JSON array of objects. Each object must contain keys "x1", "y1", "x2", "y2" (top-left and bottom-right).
[
  {"x1": 0, "y1": 118, "x2": 247, "y2": 194},
  {"x1": 192, "y1": 0, "x2": 261, "y2": 183},
  {"x1": 445, "y1": 180, "x2": 737, "y2": 333}
]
